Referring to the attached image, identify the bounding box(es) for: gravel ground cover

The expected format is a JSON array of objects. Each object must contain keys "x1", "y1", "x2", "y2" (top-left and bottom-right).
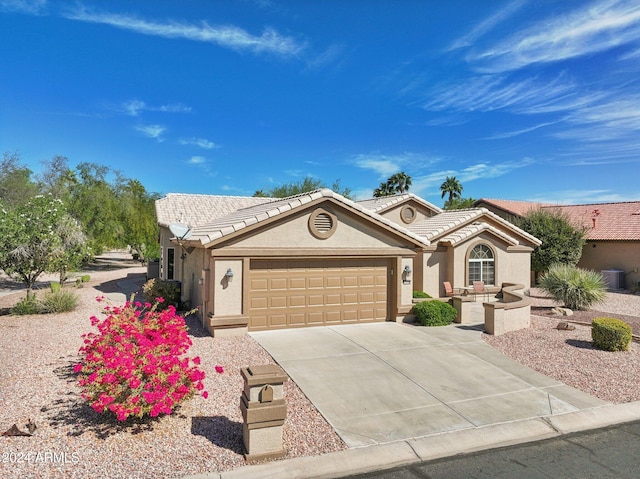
[
  {"x1": 0, "y1": 261, "x2": 345, "y2": 479},
  {"x1": 2, "y1": 259, "x2": 640, "y2": 478},
  {"x1": 484, "y1": 288, "x2": 640, "y2": 404}
]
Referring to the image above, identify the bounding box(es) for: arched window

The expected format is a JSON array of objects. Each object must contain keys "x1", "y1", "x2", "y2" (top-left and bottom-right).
[{"x1": 468, "y1": 244, "x2": 494, "y2": 285}]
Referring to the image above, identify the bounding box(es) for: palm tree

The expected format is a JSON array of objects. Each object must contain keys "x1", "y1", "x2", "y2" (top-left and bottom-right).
[
  {"x1": 440, "y1": 176, "x2": 463, "y2": 202},
  {"x1": 373, "y1": 182, "x2": 394, "y2": 197},
  {"x1": 387, "y1": 171, "x2": 412, "y2": 194}
]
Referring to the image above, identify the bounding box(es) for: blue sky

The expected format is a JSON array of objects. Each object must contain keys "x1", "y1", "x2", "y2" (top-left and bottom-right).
[{"x1": 2, "y1": 0, "x2": 640, "y2": 205}]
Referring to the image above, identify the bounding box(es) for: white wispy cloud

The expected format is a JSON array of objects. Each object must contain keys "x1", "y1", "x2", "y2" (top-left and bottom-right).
[
  {"x1": 469, "y1": 0, "x2": 640, "y2": 72},
  {"x1": 484, "y1": 119, "x2": 565, "y2": 140},
  {"x1": 407, "y1": 158, "x2": 535, "y2": 197},
  {"x1": 423, "y1": 74, "x2": 577, "y2": 113},
  {"x1": 448, "y1": 0, "x2": 527, "y2": 51},
  {"x1": 65, "y1": 7, "x2": 306, "y2": 57},
  {"x1": 530, "y1": 189, "x2": 632, "y2": 204},
  {"x1": 353, "y1": 152, "x2": 438, "y2": 179},
  {"x1": 121, "y1": 99, "x2": 191, "y2": 116},
  {"x1": 0, "y1": 0, "x2": 45, "y2": 14},
  {"x1": 186, "y1": 156, "x2": 216, "y2": 177},
  {"x1": 134, "y1": 124, "x2": 166, "y2": 141},
  {"x1": 179, "y1": 137, "x2": 218, "y2": 149}
]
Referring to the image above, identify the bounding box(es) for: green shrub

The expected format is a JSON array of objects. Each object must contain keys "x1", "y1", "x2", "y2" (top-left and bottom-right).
[
  {"x1": 143, "y1": 278, "x2": 181, "y2": 308},
  {"x1": 539, "y1": 264, "x2": 606, "y2": 310},
  {"x1": 413, "y1": 291, "x2": 431, "y2": 299},
  {"x1": 413, "y1": 300, "x2": 457, "y2": 326},
  {"x1": 592, "y1": 317, "x2": 632, "y2": 352},
  {"x1": 39, "y1": 289, "x2": 79, "y2": 313},
  {"x1": 50, "y1": 282, "x2": 62, "y2": 293},
  {"x1": 11, "y1": 293, "x2": 40, "y2": 315},
  {"x1": 81, "y1": 275, "x2": 90, "y2": 283}
]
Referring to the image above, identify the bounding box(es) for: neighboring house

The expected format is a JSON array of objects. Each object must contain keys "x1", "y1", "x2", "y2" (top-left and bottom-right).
[
  {"x1": 155, "y1": 190, "x2": 540, "y2": 336},
  {"x1": 475, "y1": 199, "x2": 640, "y2": 290}
]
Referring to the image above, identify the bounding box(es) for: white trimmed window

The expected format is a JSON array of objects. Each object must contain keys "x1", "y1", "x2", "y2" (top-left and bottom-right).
[{"x1": 468, "y1": 244, "x2": 494, "y2": 285}]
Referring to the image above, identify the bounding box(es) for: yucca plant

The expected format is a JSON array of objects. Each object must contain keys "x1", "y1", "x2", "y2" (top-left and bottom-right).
[{"x1": 539, "y1": 264, "x2": 607, "y2": 311}]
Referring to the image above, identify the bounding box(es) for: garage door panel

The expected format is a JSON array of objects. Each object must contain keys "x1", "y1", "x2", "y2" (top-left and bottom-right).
[
  {"x1": 290, "y1": 277, "x2": 306, "y2": 289},
  {"x1": 249, "y1": 259, "x2": 388, "y2": 331},
  {"x1": 289, "y1": 295, "x2": 306, "y2": 307}
]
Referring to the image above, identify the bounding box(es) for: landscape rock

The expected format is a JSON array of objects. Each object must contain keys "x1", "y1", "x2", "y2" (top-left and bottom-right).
[
  {"x1": 557, "y1": 321, "x2": 576, "y2": 331},
  {"x1": 552, "y1": 307, "x2": 574, "y2": 316}
]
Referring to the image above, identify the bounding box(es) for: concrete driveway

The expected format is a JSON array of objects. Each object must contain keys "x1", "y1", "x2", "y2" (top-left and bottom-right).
[{"x1": 251, "y1": 322, "x2": 607, "y2": 448}]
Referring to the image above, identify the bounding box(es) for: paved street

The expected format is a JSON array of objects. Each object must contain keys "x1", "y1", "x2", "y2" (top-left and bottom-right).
[{"x1": 340, "y1": 419, "x2": 640, "y2": 479}]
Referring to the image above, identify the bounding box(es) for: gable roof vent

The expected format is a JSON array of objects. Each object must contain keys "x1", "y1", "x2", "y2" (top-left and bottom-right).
[
  {"x1": 309, "y1": 208, "x2": 337, "y2": 239},
  {"x1": 400, "y1": 205, "x2": 417, "y2": 224}
]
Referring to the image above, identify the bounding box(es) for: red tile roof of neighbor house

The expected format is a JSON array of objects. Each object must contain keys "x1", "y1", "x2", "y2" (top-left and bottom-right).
[
  {"x1": 476, "y1": 198, "x2": 640, "y2": 241},
  {"x1": 547, "y1": 202, "x2": 640, "y2": 241},
  {"x1": 475, "y1": 198, "x2": 555, "y2": 217}
]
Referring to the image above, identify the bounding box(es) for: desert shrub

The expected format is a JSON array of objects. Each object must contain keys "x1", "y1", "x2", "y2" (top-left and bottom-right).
[
  {"x1": 143, "y1": 279, "x2": 181, "y2": 308},
  {"x1": 11, "y1": 293, "x2": 40, "y2": 315},
  {"x1": 413, "y1": 291, "x2": 431, "y2": 299},
  {"x1": 74, "y1": 297, "x2": 220, "y2": 422},
  {"x1": 81, "y1": 275, "x2": 90, "y2": 282},
  {"x1": 413, "y1": 300, "x2": 456, "y2": 326},
  {"x1": 39, "y1": 289, "x2": 79, "y2": 313},
  {"x1": 592, "y1": 317, "x2": 632, "y2": 352},
  {"x1": 50, "y1": 281, "x2": 62, "y2": 293},
  {"x1": 539, "y1": 264, "x2": 606, "y2": 311}
]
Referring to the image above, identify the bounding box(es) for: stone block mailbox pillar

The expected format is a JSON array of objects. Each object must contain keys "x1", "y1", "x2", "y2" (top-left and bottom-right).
[{"x1": 240, "y1": 364, "x2": 288, "y2": 462}]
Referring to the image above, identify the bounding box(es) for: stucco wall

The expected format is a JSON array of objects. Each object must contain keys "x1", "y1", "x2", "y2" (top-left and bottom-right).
[
  {"x1": 229, "y1": 208, "x2": 407, "y2": 250},
  {"x1": 213, "y1": 259, "x2": 243, "y2": 316},
  {"x1": 579, "y1": 241, "x2": 640, "y2": 290},
  {"x1": 400, "y1": 257, "x2": 414, "y2": 306}
]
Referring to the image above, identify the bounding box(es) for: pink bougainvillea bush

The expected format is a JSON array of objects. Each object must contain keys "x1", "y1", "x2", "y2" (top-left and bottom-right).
[{"x1": 74, "y1": 296, "x2": 220, "y2": 422}]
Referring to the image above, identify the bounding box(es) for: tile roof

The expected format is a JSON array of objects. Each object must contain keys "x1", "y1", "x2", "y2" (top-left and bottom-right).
[
  {"x1": 476, "y1": 198, "x2": 640, "y2": 241},
  {"x1": 474, "y1": 198, "x2": 554, "y2": 217},
  {"x1": 356, "y1": 193, "x2": 442, "y2": 214},
  {"x1": 408, "y1": 208, "x2": 541, "y2": 246},
  {"x1": 547, "y1": 202, "x2": 640, "y2": 241},
  {"x1": 155, "y1": 193, "x2": 272, "y2": 227},
  {"x1": 186, "y1": 189, "x2": 432, "y2": 247}
]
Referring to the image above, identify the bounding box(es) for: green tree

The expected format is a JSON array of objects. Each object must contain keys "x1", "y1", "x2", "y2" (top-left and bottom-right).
[
  {"x1": 49, "y1": 214, "x2": 91, "y2": 284},
  {"x1": 119, "y1": 179, "x2": 160, "y2": 263},
  {"x1": 0, "y1": 152, "x2": 39, "y2": 208},
  {"x1": 68, "y1": 163, "x2": 124, "y2": 254},
  {"x1": 444, "y1": 197, "x2": 476, "y2": 210},
  {"x1": 373, "y1": 171, "x2": 412, "y2": 197},
  {"x1": 516, "y1": 208, "x2": 586, "y2": 280},
  {"x1": 38, "y1": 155, "x2": 77, "y2": 204},
  {"x1": 0, "y1": 195, "x2": 65, "y2": 295},
  {"x1": 440, "y1": 176, "x2": 463, "y2": 204},
  {"x1": 254, "y1": 177, "x2": 352, "y2": 199}
]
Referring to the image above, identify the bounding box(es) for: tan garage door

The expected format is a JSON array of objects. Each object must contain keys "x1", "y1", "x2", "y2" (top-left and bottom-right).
[{"x1": 249, "y1": 258, "x2": 388, "y2": 331}]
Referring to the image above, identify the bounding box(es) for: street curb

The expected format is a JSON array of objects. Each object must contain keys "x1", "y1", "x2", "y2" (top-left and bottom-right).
[{"x1": 184, "y1": 400, "x2": 640, "y2": 479}]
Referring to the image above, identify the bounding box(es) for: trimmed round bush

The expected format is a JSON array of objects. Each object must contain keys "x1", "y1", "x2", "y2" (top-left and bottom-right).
[
  {"x1": 592, "y1": 317, "x2": 632, "y2": 352},
  {"x1": 412, "y1": 291, "x2": 432, "y2": 299},
  {"x1": 539, "y1": 264, "x2": 606, "y2": 311},
  {"x1": 413, "y1": 300, "x2": 456, "y2": 326}
]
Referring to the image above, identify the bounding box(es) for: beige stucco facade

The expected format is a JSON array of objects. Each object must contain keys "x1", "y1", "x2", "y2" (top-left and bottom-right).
[{"x1": 578, "y1": 241, "x2": 640, "y2": 290}]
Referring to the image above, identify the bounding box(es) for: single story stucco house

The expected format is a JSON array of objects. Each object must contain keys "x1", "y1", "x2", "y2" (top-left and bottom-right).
[
  {"x1": 475, "y1": 198, "x2": 640, "y2": 290},
  {"x1": 155, "y1": 189, "x2": 540, "y2": 336}
]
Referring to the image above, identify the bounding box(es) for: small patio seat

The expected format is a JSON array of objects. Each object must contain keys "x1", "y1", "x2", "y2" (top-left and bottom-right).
[
  {"x1": 472, "y1": 280, "x2": 490, "y2": 301},
  {"x1": 443, "y1": 281, "x2": 461, "y2": 297}
]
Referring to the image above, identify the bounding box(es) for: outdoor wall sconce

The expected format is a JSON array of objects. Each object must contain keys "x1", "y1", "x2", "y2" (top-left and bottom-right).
[
  {"x1": 225, "y1": 268, "x2": 234, "y2": 283},
  {"x1": 402, "y1": 265, "x2": 412, "y2": 284}
]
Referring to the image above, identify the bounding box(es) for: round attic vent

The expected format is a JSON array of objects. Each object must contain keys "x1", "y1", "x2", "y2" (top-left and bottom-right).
[
  {"x1": 400, "y1": 205, "x2": 417, "y2": 224},
  {"x1": 309, "y1": 208, "x2": 337, "y2": 239}
]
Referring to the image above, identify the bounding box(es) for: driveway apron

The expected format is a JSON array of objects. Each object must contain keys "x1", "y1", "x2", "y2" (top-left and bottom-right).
[{"x1": 250, "y1": 322, "x2": 607, "y2": 448}]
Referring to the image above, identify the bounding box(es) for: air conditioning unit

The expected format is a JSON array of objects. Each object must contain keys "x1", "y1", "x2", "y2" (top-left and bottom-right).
[{"x1": 601, "y1": 269, "x2": 625, "y2": 290}]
